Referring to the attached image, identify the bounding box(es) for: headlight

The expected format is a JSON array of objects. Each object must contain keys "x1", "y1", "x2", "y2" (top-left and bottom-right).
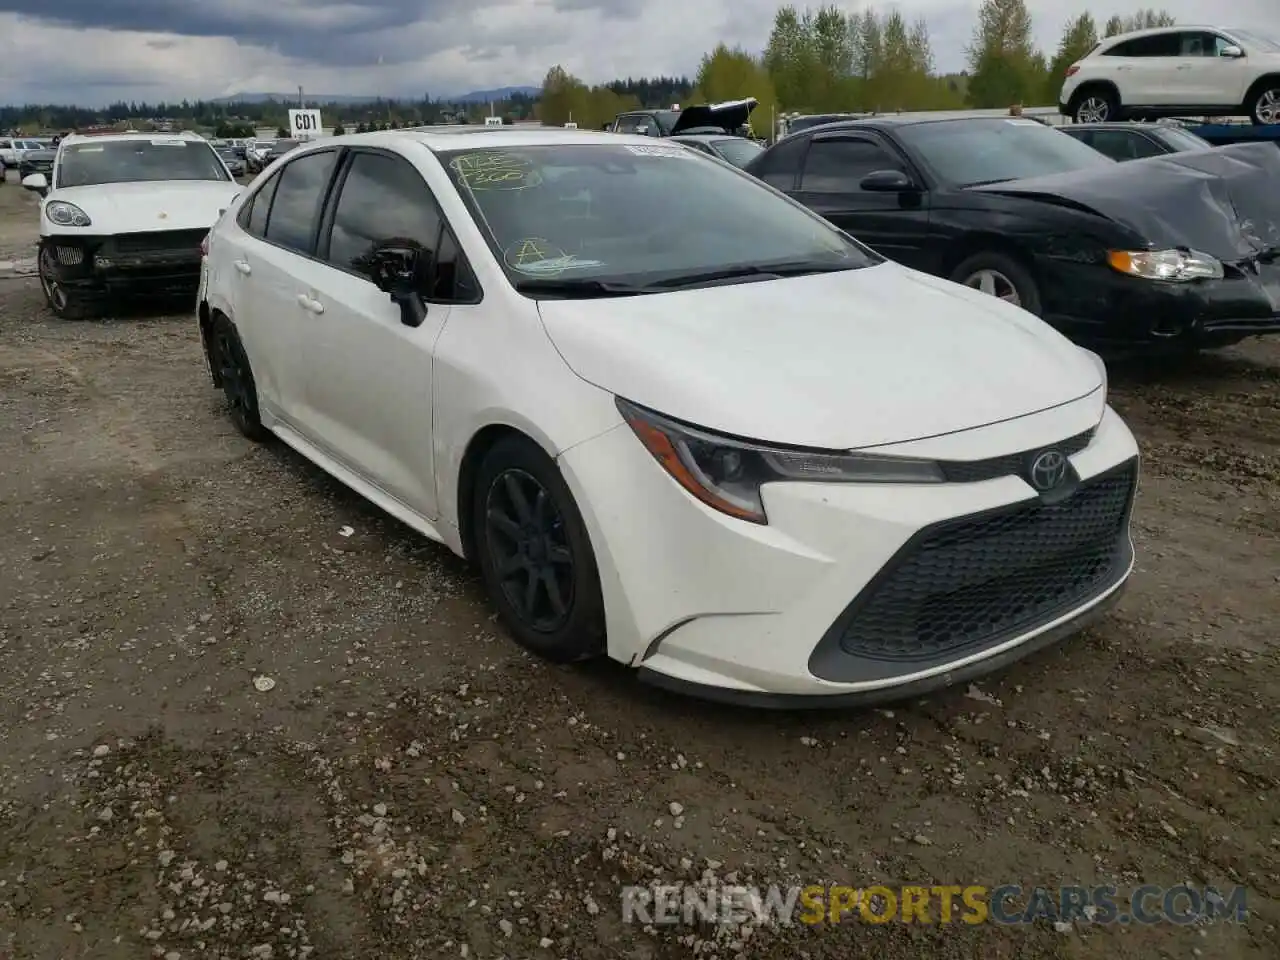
[
  {"x1": 1106, "y1": 248, "x2": 1222, "y2": 281},
  {"x1": 616, "y1": 398, "x2": 944, "y2": 525},
  {"x1": 1079, "y1": 347, "x2": 1107, "y2": 399},
  {"x1": 45, "y1": 201, "x2": 91, "y2": 227}
]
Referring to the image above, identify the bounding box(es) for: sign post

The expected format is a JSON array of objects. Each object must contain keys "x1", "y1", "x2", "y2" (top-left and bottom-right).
[{"x1": 288, "y1": 108, "x2": 322, "y2": 139}]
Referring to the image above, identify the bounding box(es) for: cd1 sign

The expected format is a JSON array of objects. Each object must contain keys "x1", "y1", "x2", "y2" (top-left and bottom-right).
[{"x1": 288, "y1": 109, "x2": 322, "y2": 137}]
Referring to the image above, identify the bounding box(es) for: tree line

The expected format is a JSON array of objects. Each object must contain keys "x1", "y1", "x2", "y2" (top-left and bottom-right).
[{"x1": 536, "y1": 1, "x2": 1179, "y2": 128}]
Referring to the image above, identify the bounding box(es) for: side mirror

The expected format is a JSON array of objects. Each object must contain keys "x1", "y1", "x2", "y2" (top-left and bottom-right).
[
  {"x1": 1220, "y1": 44, "x2": 1244, "y2": 58},
  {"x1": 22, "y1": 172, "x2": 48, "y2": 196},
  {"x1": 369, "y1": 245, "x2": 427, "y2": 328},
  {"x1": 859, "y1": 169, "x2": 916, "y2": 192}
]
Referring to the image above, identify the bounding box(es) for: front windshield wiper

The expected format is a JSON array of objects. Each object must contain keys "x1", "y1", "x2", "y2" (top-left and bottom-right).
[
  {"x1": 960, "y1": 177, "x2": 1018, "y2": 188},
  {"x1": 512, "y1": 278, "x2": 651, "y2": 299},
  {"x1": 644, "y1": 261, "x2": 855, "y2": 290}
]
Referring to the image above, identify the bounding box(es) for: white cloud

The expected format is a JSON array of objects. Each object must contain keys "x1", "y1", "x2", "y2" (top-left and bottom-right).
[{"x1": 0, "y1": 1, "x2": 1274, "y2": 105}]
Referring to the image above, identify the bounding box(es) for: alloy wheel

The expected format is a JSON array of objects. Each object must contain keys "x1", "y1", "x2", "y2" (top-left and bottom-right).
[
  {"x1": 216, "y1": 330, "x2": 253, "y2": 427},
  {"x1": 484, "y1": 468, "x2": 575, "y2": 633},
  {"x1": 1076, "y1": 97, "x2": 1110, "y2": 123},
  {"x1": 964, "y1": 269, "x2": 1022, "y2": 305},
  {"x1": 1256, "y1": 89, "x2": 1280, "y2": 125},
  {"x1": 38, "y1": 248, "x2": 68, "y2": 312}
]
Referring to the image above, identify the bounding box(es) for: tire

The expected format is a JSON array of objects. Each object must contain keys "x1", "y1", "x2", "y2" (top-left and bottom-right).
[
  {"x1": 950, "y1": 251, "x2": 1043, "y2": 316},
  {"x1": 37, "y1": 244, "x2": 92, "y2": 319},
  {"x1": 1247, "y1": 80, "x2": 1280, "y2": 126},
  {"x1": 1068, "y1": 86, "x2": 1120, "y2": 124},
  {"x1": 473, "y1": 435, "x2": 606, "y2": 664},
  {"x1": 209, "y1": 314, "x2": 269, "y2": 441}
]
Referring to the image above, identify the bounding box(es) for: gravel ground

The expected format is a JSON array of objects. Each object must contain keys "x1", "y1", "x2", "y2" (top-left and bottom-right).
[{"x1": 0, "y1": 169, "x2": 1278, "y2": 959}]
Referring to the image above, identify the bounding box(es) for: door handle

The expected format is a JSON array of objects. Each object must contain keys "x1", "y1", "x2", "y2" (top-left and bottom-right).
[
  {"x1": 234, "y1": 259, "x2": 251, "y2": 275},
  {"x1": 296, "y1": 293, "x2": 324, "y2": 314},
  {"x1": 1176, "y1": 64, "x2": 1191, "y2": 70}
]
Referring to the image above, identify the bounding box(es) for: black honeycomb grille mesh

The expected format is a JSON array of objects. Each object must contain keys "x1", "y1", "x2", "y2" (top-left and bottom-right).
[{"x1": 836, "y1": 460, "x2": 1136, "y2": 662}]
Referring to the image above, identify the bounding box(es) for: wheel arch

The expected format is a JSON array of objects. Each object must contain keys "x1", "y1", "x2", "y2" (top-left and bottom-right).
[
  {"x1": 1067, "y1": 81, "x2": 1122, "y2": 112},
  {"x1": 198, "y1": 301, "x2": 222, "y2": 386},
  {"x1": 939, "y1": 232, "x2": 1040, "y2": 280},
  {"x1": 1243, "y1": 74, "x2": 1280, "y2": 115},
  {"x1": 455, "y1": 423, "x2": 547, "y2": 563}
]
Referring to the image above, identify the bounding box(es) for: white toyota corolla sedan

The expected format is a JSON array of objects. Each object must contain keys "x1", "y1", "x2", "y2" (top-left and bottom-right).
[{"x1": 197, "y1": 127, "x2": 1140, "y2": 707}]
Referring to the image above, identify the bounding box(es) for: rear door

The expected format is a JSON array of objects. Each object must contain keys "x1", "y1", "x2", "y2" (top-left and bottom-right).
[
  {"x1": 789, "y1": 132, "x2": 934, "y2": 270},
  {"x1": 227, "y1": 148, "x2": 342, "y2": 425},
  {"x1": 1102, "y1": 33, "x2": 1182, "y2": 106}
]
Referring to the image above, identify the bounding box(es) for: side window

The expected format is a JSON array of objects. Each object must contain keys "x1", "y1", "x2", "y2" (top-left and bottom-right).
[
  {"x1": 324, "y1": 151, "x2": 452, "y2": 292},
  {"x1": 1110, "y1": 33, "x2": 1180, "y2": 57},
  {"x1": 799, "y1": 138, "x2": 905, "y2": 192},
  {"x1": 753, "y1": 135, "x2": 808, "y2": 189},
  {"x1": 238, "y1": 171, "x2": 281, "y2": 237},
  {"x1": 615, "y1": 115, "x2": 657, "y2": 136},
  {"x1": 263, "y1": 150, "x2": 339, "y2": 254},
  {"x1": 1178, "y1": 32, "x2": 1226, "y2": 56}
]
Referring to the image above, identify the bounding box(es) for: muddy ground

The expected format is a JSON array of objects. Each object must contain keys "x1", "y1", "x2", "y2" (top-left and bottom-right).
[{"x1": 0, "y1": 167, "x2": 1277, "y2": 960}]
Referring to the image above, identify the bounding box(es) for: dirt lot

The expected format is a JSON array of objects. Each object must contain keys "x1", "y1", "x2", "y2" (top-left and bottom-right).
[{"x1": 0, "y1": 167, "x2": 1277, "y2": 960}]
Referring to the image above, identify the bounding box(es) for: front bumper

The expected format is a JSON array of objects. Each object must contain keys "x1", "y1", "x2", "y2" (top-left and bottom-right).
[
  {"x1": 558, "y1": 401, "x2": 1139, "y2": 704},
  {"x1": 40, "y1": 230, "x2": 207, "y2": 300},
  {"x1": 1041, "y1": 257, "x2": 1280, "y2": 352}
]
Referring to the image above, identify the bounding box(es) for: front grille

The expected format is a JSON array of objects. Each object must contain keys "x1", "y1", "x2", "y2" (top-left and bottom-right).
[
  {"x1": 55, "y1": 246, "x2": 83, "y2": 266},
  {"x1": 940, "y1": 428, "x2": 1094, "y2": 483},
  {"x1": 833, "y1": 459, "x2": 1136, "y2": 663},
  {"x1": 111, "y1": 229, "x2": 208, "y2": 255}
]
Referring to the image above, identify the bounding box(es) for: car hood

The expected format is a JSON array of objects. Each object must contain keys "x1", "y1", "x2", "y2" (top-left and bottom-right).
[
  {"x1": 972, "y1": 143, "x2": 1280, "y2": 262},
  {"x1": 537, "y1": 263, "x2": 1102, "y2": 450},
  {"x1": 46, "y1": 181, "x2": 241, "y2": 234},
  {"x1": 670, "y1": 98, "x2": 758, "y2": 135}
]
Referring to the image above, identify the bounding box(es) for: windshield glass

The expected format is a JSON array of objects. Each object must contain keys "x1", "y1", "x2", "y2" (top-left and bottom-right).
[
  {"x1": 1156, "y1": 127, "x2": 1212, "y2": 151},
  {"x1": 438, "y1": 143, "x2": 879, "y2": 292},
  {"x1": 711, "y1": 138, "x2": 765, "y2": 167},
  {"x1": 1229, "y1": 29, "x2": 1280, "y2": 52},
  {"x1": 896, "y1": 118, "x2": 1115, "y2": 186},
  {"x1": 56, "y1": 139, "x2": 230, "y2": 187}
]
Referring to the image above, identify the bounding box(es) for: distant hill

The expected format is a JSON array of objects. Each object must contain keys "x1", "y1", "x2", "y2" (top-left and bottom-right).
[{"x1": 210, "y1": 86, "x2": 540, "y2": 106}]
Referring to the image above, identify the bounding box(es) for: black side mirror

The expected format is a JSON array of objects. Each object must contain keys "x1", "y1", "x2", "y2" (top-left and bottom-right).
[
  {"x1": 370, "y1": 245, "x2": 427, "y2": 328},
  {"x1": 859, "y1": 169, "x2": 916, "y2": 192}
]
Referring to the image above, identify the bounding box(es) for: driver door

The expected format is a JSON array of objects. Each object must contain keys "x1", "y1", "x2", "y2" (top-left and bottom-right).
[
  {"x1": 294, "y1": 148, "x2": 473, "y2": 520},
  {"x1": 790, "y1": 133, "x2": 934, "y2": 271}
]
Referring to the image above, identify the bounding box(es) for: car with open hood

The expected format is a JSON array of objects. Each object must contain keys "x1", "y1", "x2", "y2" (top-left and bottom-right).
[
  {"x1": 744, "y1": 115, "x2": 1280, "y2": 354},
  {"x1": 23, "y1": 131, "x2": 241, "y2": 319},
  {"x1": 611, "y1": 98, "x2": 758, "y2": 138},
  {"x1": 196, "y1": 126, "x2": 1138, "y2": 707}
]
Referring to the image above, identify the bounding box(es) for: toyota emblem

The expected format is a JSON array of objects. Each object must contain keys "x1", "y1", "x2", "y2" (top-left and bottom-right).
[{"x1": 1029, "y1": 450, "x2": 1068, "y2": 491}]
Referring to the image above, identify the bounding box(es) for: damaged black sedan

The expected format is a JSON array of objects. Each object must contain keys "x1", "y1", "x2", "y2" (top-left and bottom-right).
[{"x1": 745, "y1": 116, "x2": 1280, "y2": 353}]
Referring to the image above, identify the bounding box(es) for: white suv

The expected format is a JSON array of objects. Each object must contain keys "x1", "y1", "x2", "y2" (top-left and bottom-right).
[{"x1": 1060, "y1": 26, "x2": 1280, "y2": 125}]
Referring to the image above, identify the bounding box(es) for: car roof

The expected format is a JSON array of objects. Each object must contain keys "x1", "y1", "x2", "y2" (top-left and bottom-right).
[
  {"x1": 283, "y1": 127, "x2": 676, "y2": 154},
  {"x1": 1098, "y1": 24, "x2": 1232, "y2": 44}
]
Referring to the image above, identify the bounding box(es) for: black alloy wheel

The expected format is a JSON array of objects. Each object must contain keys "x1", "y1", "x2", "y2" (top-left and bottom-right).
[
  {"x1": 485, "y1": 468, "x2": 575, "y2": 632},
  {"x1": 211, "y1": 315, "x2": 268, "y2": 441},
  {"x1": 474, "y1": 436, "x2": 606, "y2": 663}
]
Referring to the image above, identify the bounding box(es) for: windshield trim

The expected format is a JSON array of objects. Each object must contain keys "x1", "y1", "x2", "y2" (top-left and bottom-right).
[
  {"x1": 434, "y1": 143, "x2": 883, "y2": 298},
  {"x1": 1226, "y1": 28, "x2": 1280, "y2": 52}
]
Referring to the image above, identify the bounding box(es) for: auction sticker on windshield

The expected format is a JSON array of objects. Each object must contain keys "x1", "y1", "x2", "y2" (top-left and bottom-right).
[
  {"x1": 450, "y1": 152, "x2": 542, "y2": 190},
  {"x1": 624, "y1": 144, "x2": 691, "y2": 158},
  {"x1": 502, "y1": 237, "x2": 603, "y2": 276}
]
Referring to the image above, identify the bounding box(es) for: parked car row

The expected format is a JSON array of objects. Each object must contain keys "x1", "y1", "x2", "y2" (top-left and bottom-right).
[{"x1": 14, "y1": 91, "x2": 1277, "y2": 708}]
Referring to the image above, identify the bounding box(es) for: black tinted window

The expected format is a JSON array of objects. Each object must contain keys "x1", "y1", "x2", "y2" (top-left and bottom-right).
[
  {"x1": 431, "y1": 228, "x2": 480, "y2": 302},
  {"x1": 1090, "y1": 130, "x2": 1165, "y2": 160},
  {"x1": 800, "y1": 138, "x2": 904, "y2": 191},
  {"x1": 1105, "y1": 33, "x2": 1180, "y2": 57},
  {"x1": 263, "y1": 150, "x2": 338, "y2": 253},
  {"x1": 326, "y1": 152, "x2": 443, "y2": 284},
  {"x1": 241, "y1": 171, "x2": 281, "y2": 236},
  {"x1": 749, "y1": 135, "x2": 807, "y2": 189},
  {"x1": 615, "y1": 115, "x2": 659, "y2": 136}
]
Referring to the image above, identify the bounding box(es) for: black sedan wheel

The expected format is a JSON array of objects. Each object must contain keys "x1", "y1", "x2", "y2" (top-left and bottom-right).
[
  {"x1": 474, "y1": 436, "x2": 606, "y2": 663},
  {"x1": 210, "y1": 315, "x2": 269, "y2": 441},
  {"x1": 951, "y1": 252, "x2": 1043, "y2": 316}
]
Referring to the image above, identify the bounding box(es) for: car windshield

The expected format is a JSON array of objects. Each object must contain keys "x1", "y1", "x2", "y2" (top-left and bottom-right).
[
  {"x1": 1228, "y1": 29, "x2": 1280, "y2": 52},
  {"x1": 711, "y1": 138, "x2": 765, "y2": 167},
  {"x1": 1156, "y1": 127, "x2": 1212, "y2": 151},
  {"x1": 896, "y1": 118, "x2": 1115, "y2": 186},
  {"x1": 438, "y1": 143, "x2": 879, "y2": 293},
  {"x1": 56, "y1": 139, "x2": 230, "y2": 187}
]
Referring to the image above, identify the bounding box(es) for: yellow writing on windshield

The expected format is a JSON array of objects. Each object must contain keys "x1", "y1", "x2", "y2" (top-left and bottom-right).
[{"x1": 451, "y1": 152, "x2": 542, "y2": 190}]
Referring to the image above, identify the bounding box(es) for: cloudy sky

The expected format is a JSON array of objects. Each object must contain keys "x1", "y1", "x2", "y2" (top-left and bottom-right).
[{"x1": 0, "y1": 0, "x2": 1274, "y2": 106}]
